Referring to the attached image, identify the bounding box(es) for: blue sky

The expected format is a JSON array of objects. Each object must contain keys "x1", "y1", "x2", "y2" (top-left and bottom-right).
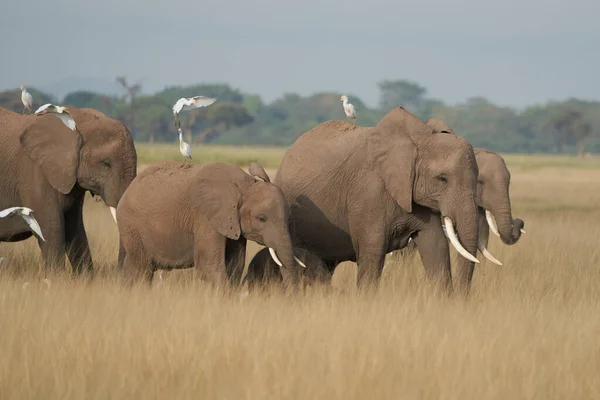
[{"x1": 1, "y1": 0, "x2": 598, "y2": 108}]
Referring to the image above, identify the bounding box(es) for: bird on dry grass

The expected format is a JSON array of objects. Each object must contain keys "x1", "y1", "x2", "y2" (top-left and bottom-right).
[
  {"x1": 172, "y1": 96, "x2": 217, "y2": 130},
  {"x1": 178, "y1": 128, "x2": 192, "y2": 163},
  {"x1": 339, "y1": 95, "x2": 356, "y2": 125},
  {"x1": 20, "y1": 85, "x2": 33, "y2": 114},
  {"x1": 35, "y1": 104, "x2": 77, "y2": 131},
  {"x1": 0, "y1": 207, "x2": 45, "y2": 241}
]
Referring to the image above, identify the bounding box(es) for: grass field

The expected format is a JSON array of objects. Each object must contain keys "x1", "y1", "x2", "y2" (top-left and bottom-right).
[{"x1": 1, "y1": 147, "x2": 599, "y2": 399}]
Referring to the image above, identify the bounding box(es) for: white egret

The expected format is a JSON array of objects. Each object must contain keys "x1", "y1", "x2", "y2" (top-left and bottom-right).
[
  {"x1": 178, "y1": 128, "x2": 192, "y2": 163},
  {"x1": 35, "y1": 104, "x2": 77, "y2": 131},
  {"x1": 20, "y1": 85, "x2": 33, "y2": 114},
  {"x1": 339, "y1": 95, "x2": 356, "y2": 124},
  {"x1": 172, "y1": 96, "x2": 217, "y2": 129},
  {"x1": 0, "y1": 207, "x2": 45, "y2": 241}
]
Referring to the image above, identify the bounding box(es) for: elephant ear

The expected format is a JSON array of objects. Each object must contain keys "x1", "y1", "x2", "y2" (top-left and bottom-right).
[
  {"x1": 248, "y1": 161, "x2": 271, "y2": 183},
  {"x1": 191, "y1": 164, "x2": 243, "y2": 240},
  {"x1": 367, "y1": 107, "x2": 426, "y2": 213},
  {"x1": 19, "y1": 114, "x2": 82, "y2": 194},
  {"x1": 425, "y1": 118, "x2": 455, "y2": 135}
]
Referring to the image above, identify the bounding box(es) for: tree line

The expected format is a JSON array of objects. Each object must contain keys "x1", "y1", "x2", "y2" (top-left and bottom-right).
[{"x1": 2, "y1": 78, "x2": 599, "y2": 156}]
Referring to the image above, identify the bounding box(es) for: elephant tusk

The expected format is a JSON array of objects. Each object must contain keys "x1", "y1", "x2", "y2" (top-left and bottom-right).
[
  {"x1": 444, "y1": 217, "x2": 479, "y2": 264},
  {"x1": 477, "y1": 240, "x2": 503, "y2": 266},
  {"x1": 268, "y1": 247, "x2": 283, "y2": 267},
  {"x1": 110, "y1": 207, "x2": 117, "y2": 224},
  {"x1": 294, "y1": 256, "x2": 307, "y2": 269},
  {"x1": 485, "y1": 209, "x2": 500, "y2": 237},
  {"x1": 520, "y1": 228, "x2": 527, "y2": 234}
]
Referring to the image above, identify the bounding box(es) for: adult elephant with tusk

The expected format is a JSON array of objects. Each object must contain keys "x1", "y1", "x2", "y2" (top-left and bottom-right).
[
  {"x1": 275, "y1": 107, "x2": 481, "y2": 294},
  {"x1": 425, "y1": 118, "x2": 525, "y2": 265},
  {"x1": 0, "y1": 107, "x2": 136, "y2": 274},
  {"x1": 116, "y1": 161, "x2": 304, "y2": 288}
]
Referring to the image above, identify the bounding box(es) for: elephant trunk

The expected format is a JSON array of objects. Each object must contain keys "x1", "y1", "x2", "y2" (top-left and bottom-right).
[
  {"x1": 444, "y1": 196, "x2": 480, "y2": 294},
  {"x1": 264, "y1": 232, "x2": 301, "y2": 288},
  {"x1": 488, "y1": 200, "x2": 524, "y2": 245}
]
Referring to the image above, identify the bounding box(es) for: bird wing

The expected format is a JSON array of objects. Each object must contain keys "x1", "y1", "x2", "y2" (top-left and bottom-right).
[
  {"x1": 0, "y1": 207, "x2": 32, "y2": 218},
  {"x1": 172, "y1": 98, "x2": 188, "y2": 114},
  {"x1": 35, "y1": 103, "x2": 53, "y2": 114},
  {"x1": 181, "y1": 96, "x2": 217, "y2": 111},
  {"x1": 22, "y1": 214, "x2": 45, "y2": 242},
  {"x1": 22, "y1": 92, "x2": 33, "y2": 107},
  {"x1": 54, "y1": 113, "x2": 77, "y2": 131},
  {"x1": 346, "y1": 104, "x2": 356, "y2": 117}
]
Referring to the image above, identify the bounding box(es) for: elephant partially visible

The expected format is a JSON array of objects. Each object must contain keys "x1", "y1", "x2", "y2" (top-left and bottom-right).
[
  {"x1": 425, "y1": 118, "x2": 525, "y2": 260},
  {"x1": 243, "y1": 247, "x2": 332, "y2": 291},
  {"x1": 116, "y1": 161, "x2": 303, "y2": 287},
  {"x1": 0, "y1": 107, "x2": 137, "y2": 274},
  {"x1": 275, "y1": 107, "x2": 482, "y2": 294}
]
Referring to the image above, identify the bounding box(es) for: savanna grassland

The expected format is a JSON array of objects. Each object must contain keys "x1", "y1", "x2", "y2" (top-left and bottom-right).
[{"x1": 1, "y1": 146, "x2": 600, "y2": 399}]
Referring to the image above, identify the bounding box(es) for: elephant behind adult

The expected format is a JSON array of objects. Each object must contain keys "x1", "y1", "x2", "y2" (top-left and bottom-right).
[
  {"x1": 275, "y1": 107, "x2": 481, "y2": 294},
  {"x1": 0, "y1": 107, "x2": 137, "y2": 274},
  {"x1": 425, "y1": 118, "x2": 525, "y2": 253},
  {"x1": 116, "y1": 161, "x2": 303, "y2": 287}
]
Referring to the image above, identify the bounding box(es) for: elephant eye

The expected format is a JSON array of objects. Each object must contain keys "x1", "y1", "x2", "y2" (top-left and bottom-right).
[
  {"x1": 478, "y1": 179, "x2": 484, "y2": 185},
  {"x1": 436, "y1": 175, "x2": 448, "y2": 184},
  {"x1": 101, "y1": 160, "x2": 111, "y2": 168},
  {"x1": 256, "y1": 214, "x2": 267, "y2": 223}
]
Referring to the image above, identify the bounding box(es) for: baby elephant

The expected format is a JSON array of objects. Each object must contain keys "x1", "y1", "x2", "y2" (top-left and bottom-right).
[
  {"x1": 244, "y1": 247, "x2": 332, "y2": 291},
  {"x1": 116, "y1": 161, "x2": 303, "y2": 287}
]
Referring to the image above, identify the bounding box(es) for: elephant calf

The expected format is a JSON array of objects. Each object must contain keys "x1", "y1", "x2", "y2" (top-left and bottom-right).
[
  {"x1": 116, "y1": 161, "x2": 304, "y2": 287},
  {"x1": 243, "y1": 247, "x2": 332, "y2": 291}
]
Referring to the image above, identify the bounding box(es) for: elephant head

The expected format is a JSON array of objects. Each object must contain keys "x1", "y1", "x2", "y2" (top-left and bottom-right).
[
  {"x1": 19, "y1": 107, "x2": 137, "y2": 214},
  {"x1": 192, "y1": 162, "x2": 303, "y2": 285},
  {"x1": 474, "y1": 149, "x2": 525, "y2": 245},
  {"x1": 425, "y1": 118, "x2": 525, "y2": 249},
  {"x1": 369, "y1": 108, "x2": 481, "y2": 286}
]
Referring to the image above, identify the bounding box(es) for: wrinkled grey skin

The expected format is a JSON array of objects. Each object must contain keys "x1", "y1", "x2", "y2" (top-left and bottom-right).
[
  {"x1": 275, "y1": 107, "x2": 481, "y2": 294},
  {"x1": 116, "y1": 161, "x2": 302, "y2": 288},
  {"x1": 425, "y1": 119, "x2": 525, "y2": 249},
  {"x1": 0, "y1": 107, "x2": 137, "y2": 274},
  {"x1": 243, "y1": 247, "x2": 332, "y2": 291}
]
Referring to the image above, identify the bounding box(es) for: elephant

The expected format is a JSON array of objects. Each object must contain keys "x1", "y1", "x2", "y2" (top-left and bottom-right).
[
  {"x1": 0, "y1": 107, "x2": 137, "y2": 274},
  {"x1": 243, "y1": 247, "x2": 332, "y2": 291},
  {"x1": 115, "y1": 160, "x2": 304, "y2": 288},
  {"x1": 275, "y1": 107, "x2": 481, "y2": 294},
  {"x1": 425, "y1": 118, "x2": 525, "y2": 258}
]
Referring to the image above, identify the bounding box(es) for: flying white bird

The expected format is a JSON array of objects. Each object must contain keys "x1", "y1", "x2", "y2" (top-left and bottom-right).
[
  {"x1": 178, "y1": 128, "x2": 192, "y2": 163},
  {"x1": 0, "y1": 207, "x2": 45, "y2": 242},
  {"x1": 172, "y1": 96, "x2": 217, "y2": 129},
  {"x1": 20, "y1": 85, "x2": 33, "y2": 114},
  {"x1": 339, "y1": 95, "x2": 356, "y2": 125},
  {"x1": 35, "y1": 104, "x2": 77, "y2": 131}
]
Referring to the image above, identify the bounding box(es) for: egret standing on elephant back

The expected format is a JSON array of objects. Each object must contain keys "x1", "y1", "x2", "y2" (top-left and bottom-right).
[
  {"x1": 20, "y1": 85, "x2": 33, "y2": 114},
  {"x1": 339, "y1": 95, "x2": 356, "y2": 125}
]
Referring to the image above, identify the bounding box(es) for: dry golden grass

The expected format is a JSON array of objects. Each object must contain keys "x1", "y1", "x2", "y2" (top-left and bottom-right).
[{"x1": 1, "y1": 154, "x2": 600, "y2": 399}]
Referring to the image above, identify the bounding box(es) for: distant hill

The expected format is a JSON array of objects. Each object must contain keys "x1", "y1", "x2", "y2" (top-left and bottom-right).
[{"x1": 38, "y1": 76, "x2": 124, "y2": 102}]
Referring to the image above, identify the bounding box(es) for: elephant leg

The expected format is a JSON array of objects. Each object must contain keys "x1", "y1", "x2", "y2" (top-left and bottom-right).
[
  {"x1": 122, "y1": 253, "x2": 153, "y2": 286},
  {"x1": 194, "y1": 231, "x2": 228, "y2": 289},
  {"x1": 38, "y1": 211, "x2": 67, "y2": 275},
  {"x1": 117, "y1": 237, "x2": 126, "y2": 271},
  {"x1": 413, "y1": 219, "x2": 452, "y2": 294},
  {"x1": 64, "y1": 197, "x2": 94, "y2": 276},
  {"x1": 225, "y1": 238, "x2": 246, "y2": 287},
  {"x1": 353, "y1": 232, "x2": 387, "y2": 289}
]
